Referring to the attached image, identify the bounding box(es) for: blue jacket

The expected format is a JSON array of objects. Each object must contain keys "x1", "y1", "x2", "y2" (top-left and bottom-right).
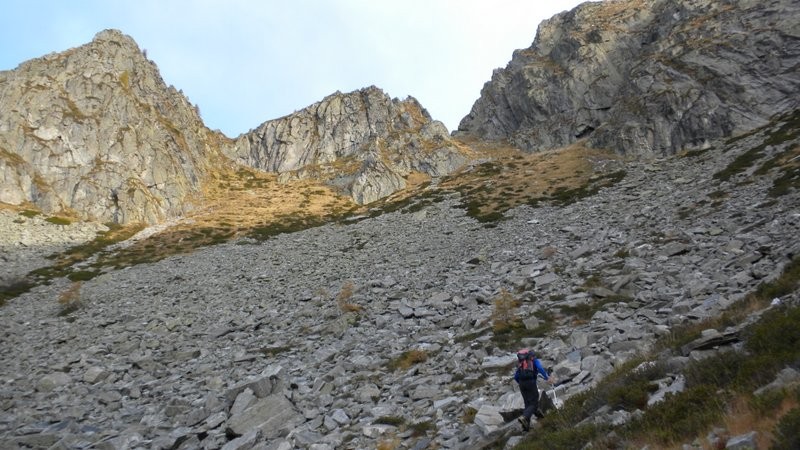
[{"x1": 514, "y1": 357, "x2": 549, "y2": 383}]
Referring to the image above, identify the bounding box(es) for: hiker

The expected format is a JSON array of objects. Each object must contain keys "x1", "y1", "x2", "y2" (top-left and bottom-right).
[{"x1": 514, "y1": 348, "x2": 552, "y2": 431}]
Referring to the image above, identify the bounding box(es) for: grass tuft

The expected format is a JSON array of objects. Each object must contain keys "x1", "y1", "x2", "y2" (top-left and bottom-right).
[
  {"x1": 491, "y1": 289, "x2": 521, "y2": 333},
  {"x1": 388, "y1": 349, "x2": 428, "y2": 371},
  {"x1": 45, "y1": 216, "x2": 72, "y2": 226},
  {"x1": 772, "y1": 407, "x2": 800, "y2": 449},
  {"x1": 336, "y1": 281, "x2": 363, "y2": 313},
  {"x1": 57, "y1": 281, "x2": 82, "y2": 317}
]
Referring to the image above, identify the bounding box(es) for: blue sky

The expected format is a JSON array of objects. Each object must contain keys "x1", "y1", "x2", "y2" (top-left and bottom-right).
[{"x1": 1, "y1": 1, "x2": 588, "y2": 138}]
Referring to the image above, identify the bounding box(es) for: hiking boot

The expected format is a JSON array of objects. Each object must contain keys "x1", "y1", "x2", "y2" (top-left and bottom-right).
[{"x1": 517, "y1": 415, "x2": 530, "y2": 431}]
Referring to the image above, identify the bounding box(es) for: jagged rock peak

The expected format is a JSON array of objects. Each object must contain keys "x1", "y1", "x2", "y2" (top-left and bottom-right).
[
  {"x1": 0, "y1": 29, "x2": 226, "y2": 224},
  {"x1": 457, "y1": 0, "x2": 800, "y2": 156},
  {"x1": 226, "y1": 86, "x2": 469, "y2": 204},
  {"x1": 91, "y1": 28, "x2": 140, "y2": 47}
]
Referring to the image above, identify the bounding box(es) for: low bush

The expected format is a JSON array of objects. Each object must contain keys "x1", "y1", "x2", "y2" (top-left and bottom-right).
[
  {"x1": 45, "y1": 216, "x2": 72, "y2": 226},
  {"x1": 373, "y1": 416, "x2": 404, "y2": 427},
  {"x1": 627, "y1": 385, "x2": 726, "y2": 444},
  {"x1": 409, "y1": 420, "x2": 434, "y2": 437},
  {"x1": 772, "y1": 407, "x2": 800, "y2": 450}
]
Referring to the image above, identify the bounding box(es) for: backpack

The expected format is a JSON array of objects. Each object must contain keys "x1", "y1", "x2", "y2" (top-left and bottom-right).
[{"x1": 517, "y1": 348, "x2": 537, "y2": 379}]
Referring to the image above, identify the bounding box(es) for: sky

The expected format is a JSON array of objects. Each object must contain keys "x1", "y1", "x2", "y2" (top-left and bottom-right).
[{"x1": 1, "y1": 1, "x2": 589, "y2": 138}]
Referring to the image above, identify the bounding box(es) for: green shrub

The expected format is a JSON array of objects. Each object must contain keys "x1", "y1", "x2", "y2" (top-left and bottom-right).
[
  {"x1": 752, "y1": 258, "x2": 800, "y2": 303},
  {"x1": 373, "y1": 416, "x2": 404, "y2": 427},
  {"x1": 750, "y1": 388, "x2": 787, "y2": 417},
  {"x1": 409, "y1": 420, "x2": 434, "y2": 437},
  {"x1": 741, "y1": 305, "x2": 800, "y2": 387},
  {"x1": 607, "y1": 378, "x2": 656, "y2": 411},
  {"x1": 20, "y1": 209, "x2": 40, "y2": 218},
  {"x1": 683, "y1": 350, "x2": 748, "y2": 390},
  {"x1": 45, "y1": 216, "x2": 72, "y2": 226},
  {"x1": 771, "y1": 407, "x2": 800, "y2": 450},
  {"x1": 614, "y1": 248, "x2": 630, "y2": 258},
  {"x1": 768, "y1": 166, "x2": 799, "y2": 198},
  {"x1": 627, "y1": 385, "x2": 726, "y2": 445}
]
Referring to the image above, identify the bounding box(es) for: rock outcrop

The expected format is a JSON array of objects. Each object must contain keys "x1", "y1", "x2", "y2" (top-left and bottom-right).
[
  {"x1": 457, "y1": 0, "x2": 800, "y2": 156},
  {"x1": 1, "y1": 32, "x2": 468, "y2": 222},
  {"x1": 0, "y1": 29, "x2": 229, "y2": 224},
  {"x1": 228, "y1": 87, "x2": 469, "y2": 204}
]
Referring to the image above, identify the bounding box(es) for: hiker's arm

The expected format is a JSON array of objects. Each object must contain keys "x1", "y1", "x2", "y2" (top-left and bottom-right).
[{"x1": 534, "y1": 359, "x2": 549, "y2": 380}]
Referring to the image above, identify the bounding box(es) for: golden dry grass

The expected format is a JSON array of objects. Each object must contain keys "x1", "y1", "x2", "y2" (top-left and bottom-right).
[
  {"x1": 440, "y1": 138, "x2": 623, "y2": 220},
  {"x1": 116, "y1": 138, "x2": 621, "y2": 257},
  {"x1": 722, "y1": 395, "x2": 798, "y2": 450},
  {"x1": 11, "y1": 135, "x2": 623, "y2": 273},
  {"x1": 105, "y1": 165, "x2": 358, "y2": 263}
]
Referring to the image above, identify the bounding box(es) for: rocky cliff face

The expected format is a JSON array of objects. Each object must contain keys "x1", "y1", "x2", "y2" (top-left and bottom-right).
[
  {"x1": 1, "y1": 33, "x2": 468, "y2": 222},
  {"x1": 457, "y1": 0, "x2": 800, "y2": 156},
  {"x1": 227, "y1": 87, "x2": 469, "y2": 204},
  {"x1": 0, "y1": 30, "x2": 228, "y2": 224}
]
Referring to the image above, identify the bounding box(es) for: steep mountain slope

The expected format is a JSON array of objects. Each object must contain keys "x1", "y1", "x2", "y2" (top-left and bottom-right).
[
  {"x1": 0, "y1": 110, "x2": 797, "y2": 450},
  {"x1": 457, "y1": 0, "x2": 800, "y2": 156},
  {"x1": 228, "y1": 86, "x2": 469, "y2": 204},
  {"x1": 0, "y1": 30, "x2": 229, "y2": 224}
]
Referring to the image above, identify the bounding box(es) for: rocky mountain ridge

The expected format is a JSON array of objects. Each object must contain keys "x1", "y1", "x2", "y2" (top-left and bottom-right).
[
  {"x1": 457, "y1": 0, "x2": 800, "y2": 156},
  {"x1": 227, "y1": 86, "x2": 468, "y2": 205},
  {"x1": 0, "y1": 30, "x2": 468, "y2": 224},
  {"x1": 0, "y1": 29, "x2": 228, "y2": 224}
]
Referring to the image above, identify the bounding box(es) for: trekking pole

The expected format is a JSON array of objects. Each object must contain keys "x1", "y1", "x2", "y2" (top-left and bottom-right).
[{"x1": 551, "y1": 385, "x2": 559, "y2": 406}]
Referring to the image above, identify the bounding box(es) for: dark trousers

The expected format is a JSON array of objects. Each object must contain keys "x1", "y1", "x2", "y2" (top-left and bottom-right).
[{"x1": 518, "y1": 378, "x2": 539, "y2": 420}]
